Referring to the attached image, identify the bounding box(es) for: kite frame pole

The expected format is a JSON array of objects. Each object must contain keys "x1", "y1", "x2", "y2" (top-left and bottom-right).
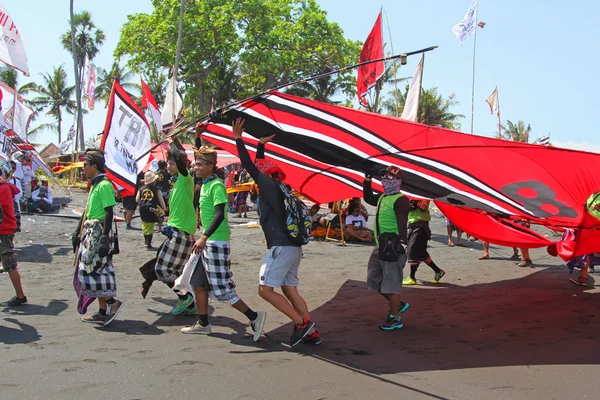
[{"x1": 135, "y1": 45, "x2": 438, "y2": 161}]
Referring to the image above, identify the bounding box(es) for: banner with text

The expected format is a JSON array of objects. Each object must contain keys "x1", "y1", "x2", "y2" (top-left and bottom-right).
[{"x1": 101, "y1": 81, "x2": 151, "y2": 197}]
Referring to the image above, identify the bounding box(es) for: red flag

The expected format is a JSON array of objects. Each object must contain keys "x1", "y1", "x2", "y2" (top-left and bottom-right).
[
  {"x1": 141, "y1": 78, "x2": 163, "y2": 132},
  {"x1": 357, "y1": 12, "x2": 385, "y2": 107}
]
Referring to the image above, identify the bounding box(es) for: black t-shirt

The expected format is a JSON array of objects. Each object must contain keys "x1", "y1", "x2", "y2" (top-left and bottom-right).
[
  {"x1": 236, "y1": 139, "x2": 297, "y2": 248},
  {"x1": 156, "y1": 170, "x2": 170, "y2": 193},
  {"x1": 138, "y1": 185, "x2": 160, "y2": 223}
]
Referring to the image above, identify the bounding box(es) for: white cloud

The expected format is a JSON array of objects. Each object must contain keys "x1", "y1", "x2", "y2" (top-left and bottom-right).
[{"x1": 551, "y1": 141, "x2": 600, "y2": 155}]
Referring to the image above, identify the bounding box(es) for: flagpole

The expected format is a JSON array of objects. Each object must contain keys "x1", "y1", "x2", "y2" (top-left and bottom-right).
[
  {"x1": 135, "y1": 46, "x2": 438, "y2": 161},
  {"x1": 469, "y1": 11, "x2": 478, "y2": 134},
  {"x1": 382, "y1": 7, "x2": 400, "y2": 117},
  {"x1": 171, "y1": 0, "x2": 185, "y2": 134},
  {"x1": 496, "y1": 87, "x2": 502, "y2": 139}
]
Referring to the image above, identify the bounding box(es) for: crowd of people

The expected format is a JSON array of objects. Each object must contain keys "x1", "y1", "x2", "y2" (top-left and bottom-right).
[{"x1": 1, "y1": 119, "x2": 599, "y2": 345}]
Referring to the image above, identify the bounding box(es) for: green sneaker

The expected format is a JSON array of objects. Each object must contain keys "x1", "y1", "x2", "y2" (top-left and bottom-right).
[
  {"x1": 402, "y1": 277, "x2": 416, "y2": 285},
  {"x1": 171, "y1": 294, "x2": 194, "y2": 315},
  {"x1": 179, "y1": 303, "x2": 198, "y2": 316}
]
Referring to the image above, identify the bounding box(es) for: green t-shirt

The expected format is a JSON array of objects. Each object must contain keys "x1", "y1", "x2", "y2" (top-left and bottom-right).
[
  {"x1": 408, "y1": 201, "x2": 431, "y2": 224},
  {"x1": 86, "y1": 178, "x2": 116, "y2": 220},
  {"x1": 167, "y1": 171, "x2": 197, "y2": 235},
  {"x1": 200, "y1": 178, "x2": 231, "y2": 241},
  {"x1": 374, "y1": 193, "x2": 403, "y2": 245},
  {"x1": 587, "y1": 191, "x2": 600, "y2": 221}
]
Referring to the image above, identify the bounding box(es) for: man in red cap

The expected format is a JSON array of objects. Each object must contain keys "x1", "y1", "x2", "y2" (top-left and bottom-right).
[{"x1": 232, "y1": 118, "x2": 318, "y2": 347}]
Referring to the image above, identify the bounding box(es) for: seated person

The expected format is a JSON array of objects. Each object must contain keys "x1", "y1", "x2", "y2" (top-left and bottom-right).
[
  {"x1": 347, "y1": 197, "x2": 369, "y2": 221},
  {"x1": 30, "y1": 182, "x2": 53, "y2": 213},
  {"x1": 344, "y1": 204, "x2": 373, "y2": 242},
  {"x1": 308, "y1": 204, "x2": 327, "y2": 230}
]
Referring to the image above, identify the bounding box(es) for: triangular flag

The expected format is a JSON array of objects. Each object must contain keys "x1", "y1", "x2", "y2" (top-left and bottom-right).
[
  {"x1": 357, "y1": 12, "x2": 385, "y2": 107},
  {"x1": 486, "y1": 87, "x2": 499, "y2": 115},
  {"x1": 400, "y1": 56, "x2": 424, "y2": 122},
  {"x1": 141, "y1": 78, "x2": 163, "y2": 132}
]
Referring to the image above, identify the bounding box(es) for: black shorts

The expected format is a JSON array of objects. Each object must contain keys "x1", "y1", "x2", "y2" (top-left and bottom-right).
[
  {"x1": 122, "y1": 196, "x2": 137, "y2": 212},
  {"x1": 407, "y1": 222, "x2": 431, "y2": 263}
]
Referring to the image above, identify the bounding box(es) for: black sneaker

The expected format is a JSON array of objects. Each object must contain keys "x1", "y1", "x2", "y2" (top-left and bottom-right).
[
  {"x1": 81, "y1": 312, "x2": 106, "y2": 324},
  {"x1": 399, "y1": 301, "x2": 410, "y2": 314},
  {"x1": 302, "y1": 330, "x2": 322, "y2": 345},
  {"x1": 290, "y1": 318, "x2": 315, "y2": 347},
  {"x1": 379, "y1": 315, "x2": 403, "y2": 331},
  {"x1": 433, "y1": 269, "x2": 446, "y2": 283},
  {"x1": 2, "y1": 296, "x2": 28, "y2": 306}
]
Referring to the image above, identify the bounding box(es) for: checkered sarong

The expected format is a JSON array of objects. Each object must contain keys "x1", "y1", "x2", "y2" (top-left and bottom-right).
[
  {"x1": 197, "y1": 242, "x2": 239, "y2": 303},
  {"x1": 155, "y1": 228, "x2": 194, "y2": 284},
  {"x1": 77, "y1": 221, "x2": 116, "y2": 298}
]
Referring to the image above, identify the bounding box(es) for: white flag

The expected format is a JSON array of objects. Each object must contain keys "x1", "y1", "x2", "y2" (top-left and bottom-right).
[
  {"x1": 400, "y1": 56, "x2": 423, "y2": 122},
  {"x1": 0, "y1": 4, "x2": 29, "y2": 76},
  {"x1": 12, "y1": 98, "x2": 33, "y2": 140},
  {"x1": 58, "y1": 123, "x2": 76, "y2": 154},
  {"x1": 102, "y1": 81, "x2": 151, "y2": 196},
  {"x1": 84, "y1": 57, "x2": 96, "y2": 110},
  {"x1": 452, "y1": 0, "x2": 479, "y2": 47},
  {"x1": 486, "y1": 87, "x2": 499, "y2": 115},
  {"x1": 160, "y1": 69, "x2": 183, "y2": 131}
]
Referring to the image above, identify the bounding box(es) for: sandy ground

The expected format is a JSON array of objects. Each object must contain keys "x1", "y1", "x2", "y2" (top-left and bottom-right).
[{"x1": 1, "y1": 189, "x2": 600, "y2": 400}]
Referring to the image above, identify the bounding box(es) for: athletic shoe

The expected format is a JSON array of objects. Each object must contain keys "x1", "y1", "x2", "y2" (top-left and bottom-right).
[
  {"x1": 171, "y1": 294, "x2": 194, "y2": 315},
  {"x1": 104, "y1": 300, "x2": 123, "y2": 326},
  {"x1": 0, "y1": 266, "x2": 6, "y2": 273},
  {"x1": 569, "y1": 276, "x2": 588, "y2": 286},
  {"x1": 379, "y1": 315, "x2": 403, "y2": 331},
  {"x1": 399, "y1": 301, "x2": 410, "y2": 314},
  {"x1": 517, "y1": 258, "x2": 533, "y2": 268},
  {"x1": 290, "y1": 318, "x2": 315, "y2": 347},
  {"x1": 402, "y1": 277, "x2": 417, "y2": 285},
  {"x1": 181, "y1": 321, "x2": 212, "y2": 334},
  {"x1": 302, "y1": 330, "x2": 322, "y2": 345},
  {"x1": 2, "y1": 296, "x2": 28, "y2": 307},
  {"x1": 250, "y1": 311, "x2": 267, "y2": 342},
  {"x1": 433, "y1": 269, "x2": 446, "y2": 283},
  {"x1": 179, "y1": 303, "x2": 198, "y2": 316},
  {"x1": 81, "y1": 312, "x2": 106, "y2": 324}
]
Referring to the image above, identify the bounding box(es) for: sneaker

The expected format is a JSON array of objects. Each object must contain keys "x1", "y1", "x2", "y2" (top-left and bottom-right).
[
  {"x1": 81, "y1": 312, "x2": 106, "y2": 324},
  {"x1": 402, "y1": 277, "x2": 417, "y2": 285},
  {"x1": 104, "y1": 300, "x2": 123, "y2": 326},
  {"x1": 517, "y1": 258, "x2": 533, "y2": 268},
  {"x1": 569, "y1": 276, "x2": 588, "y2": 286},
  {"x1": 179, "y1": 303, "x2": 198, "y2": 316},
  {"x1": 126, "y1": 224, "x2": 133, "y2": 230},
  {"x1": 171, "y1": 294, "x2": 194, "y2": 315},
  {"x1": 290, "y1": 318, "x2": 315, "y2": 347},
  {"x1": 433, "y1": 269, "x2": 446, "y2": 283},
  {"x1": 250, "y1": 311, "x2": 267, "y2": 342},
  {"x1": 379, "y1": 315, "x2": 403, "y2": 331},
  {"x1": 302, "y1": 330, "x2": 322, "y2": 345},
  {"x1": 0, "y1": 266, "x2": 6, "y2": 273},
  {"x1": 399, "y1": 301, "x2": 410, "y2": 314},
  {"x1": 2, "y1": 296, "x2": 28, "y2": 307},
  {"x1": 181, "y1": 321, "x2": 212, "y2": 334}
]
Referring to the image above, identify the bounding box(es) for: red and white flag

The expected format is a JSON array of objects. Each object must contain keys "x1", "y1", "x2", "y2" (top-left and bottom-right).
[
  {"x1": 85, "y1": 61, "x2": 96, "y2": 110},
  {"x1": 357, "y1": 12, "x2": 385, "y2": 107},
  {"x1": 141, "y1": 78, "x2": 163, "y2": 132},
  {"x1": 0, "y1": 4, "x2": 29, "y2": 76}
]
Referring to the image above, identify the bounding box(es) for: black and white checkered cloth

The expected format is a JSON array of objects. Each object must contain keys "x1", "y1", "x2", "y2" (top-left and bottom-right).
[
  {"x1": 201, "y1": 242, "x2": 239, "y2": 303},
  {"x1": 77, "y1": 223, "x2": 116, "y2": 298},
  {"x1": 155, "y1": 228, "x2": 194, "y2": 284}
]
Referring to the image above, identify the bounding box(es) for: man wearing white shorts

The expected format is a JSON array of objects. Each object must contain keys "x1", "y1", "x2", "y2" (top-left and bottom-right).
[{"x1": 232, "y1": 118, "x2": 318, "y2": 347}]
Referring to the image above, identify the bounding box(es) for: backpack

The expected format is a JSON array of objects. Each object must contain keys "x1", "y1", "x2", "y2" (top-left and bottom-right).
[{"x1": 274, "y1": 180, "x2": 312, "y2": 245}]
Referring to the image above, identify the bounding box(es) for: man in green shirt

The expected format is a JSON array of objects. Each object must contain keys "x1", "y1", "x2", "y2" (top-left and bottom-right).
[
  {"x1": 181, "y1": 146, "x2": 266, "y2": 340},
  {"x1": 403, "y1": 199, "x2": 446, "y2": 285},
  {"x1": 72, "y1": 149, "x2": 123, "y2": 326},
  {"x1": 154, "y1": 140, "x2": 197, "y2": 316}
]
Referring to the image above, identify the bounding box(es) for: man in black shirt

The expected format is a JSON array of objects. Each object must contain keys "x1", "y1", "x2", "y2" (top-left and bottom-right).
[{"x1": 231, "y1": 118, "x2": 317, "y2": 347}]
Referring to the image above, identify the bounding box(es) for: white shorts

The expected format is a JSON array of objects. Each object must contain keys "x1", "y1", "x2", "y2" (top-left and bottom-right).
[{"x1": 259, "y1": 246, "x2": 302, "y2": 288}]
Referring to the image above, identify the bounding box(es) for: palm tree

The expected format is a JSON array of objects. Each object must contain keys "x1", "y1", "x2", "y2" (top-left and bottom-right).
[
  {"x1": 144, "y1": 69, "x2": 168, "y2": 107},
  {"x1": 60, "y1": 11, "x2": 105, "y2": 69},
  {"x1": 284, "y1": 68, "x2": 345, "y2": 103},
  {"x1": 95, "y1": 61, "x2": 140, "y2": 106},
  {"x1": 383, "y1": 86, "x2": 464, "y2": 130},
  {"x1": 28, "y1": 65, "x2": 76, "y2": 143},
  {"x1": 501, "y1": 120, "x2": 531, "y2": 143}
]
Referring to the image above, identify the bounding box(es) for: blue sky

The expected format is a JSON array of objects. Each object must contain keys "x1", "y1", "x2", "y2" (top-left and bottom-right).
[{"x1": 7, "y1": 0, "x2": 600, "y2": 152}]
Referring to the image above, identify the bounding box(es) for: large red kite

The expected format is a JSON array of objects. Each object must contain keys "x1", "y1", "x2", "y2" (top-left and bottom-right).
[{"x1": 202, "y1": 91, "x2": 600, "y2": 258}]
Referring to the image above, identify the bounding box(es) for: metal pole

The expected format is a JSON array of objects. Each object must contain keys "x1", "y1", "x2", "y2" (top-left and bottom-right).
[
  {"x1": 171, "y1": 0, "x2": 185, "y2": 132},
  {"x1": 69, "y1": 0, "x2": 83, "y2": 150},
  {"x1": 470, "y1": 10, "x2": 478, "y2": 134}
]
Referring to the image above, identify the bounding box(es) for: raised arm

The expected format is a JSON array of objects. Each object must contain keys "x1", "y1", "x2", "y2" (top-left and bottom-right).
[
  {"x1": 233, "y1": 118, "x2": 261, "y2": 181},
  {"x1": 169, "y1": 141, "x2": 188, "y2": 177},
  {"x1": 362, "y1": 176, "x2": 381, "y2": 206}
]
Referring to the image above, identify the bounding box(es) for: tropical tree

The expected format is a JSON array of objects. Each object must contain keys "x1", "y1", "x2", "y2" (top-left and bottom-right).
[
  {"x1": 95, "y1": 61, "x2": 140, "y2": 106},
  {"x1": 501, "y1": 120, "x2": 531, "y2": 143},
  {"x1": 27, "y1": 65, "x2": 76, "y2": 143},
  {"x1": 382, "y1": 86, "x2": 464, "y2": 130},
  {"x1": 115, "y1": 0, "x2": 360, "y2": 117},
  {"x1": 60, "y1": 11, "x2": 105, "y2": 70},
  {"x1": 284, "y1": 68, "x2": 347, "y2": 103}
]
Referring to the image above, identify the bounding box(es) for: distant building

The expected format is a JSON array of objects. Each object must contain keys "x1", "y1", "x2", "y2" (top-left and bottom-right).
[{"x1": 38, "y1": 143, "x2": 60, "y2": 159}]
